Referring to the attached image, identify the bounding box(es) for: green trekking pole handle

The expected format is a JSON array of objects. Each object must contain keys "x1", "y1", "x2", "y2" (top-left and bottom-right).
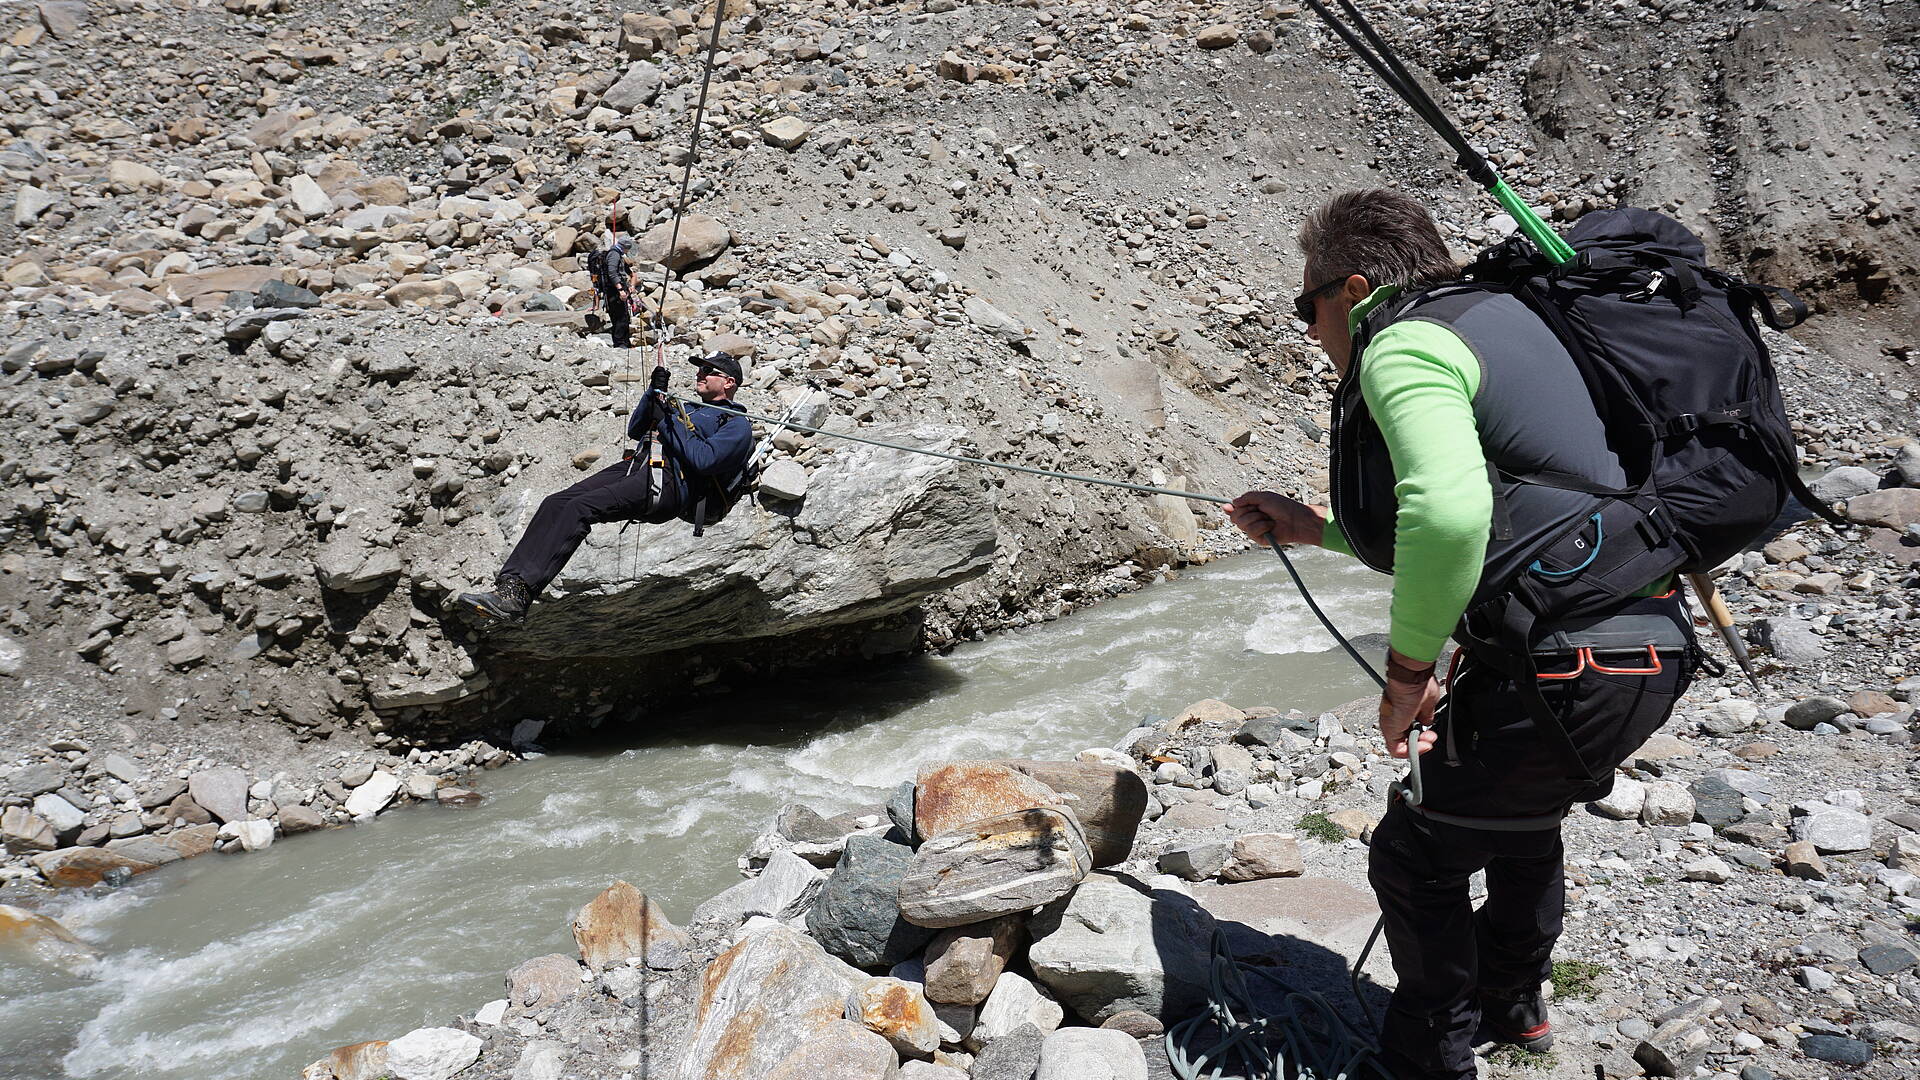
[{"x1": 1488, "y1": 178, "x2": 1576, "y2": 266}]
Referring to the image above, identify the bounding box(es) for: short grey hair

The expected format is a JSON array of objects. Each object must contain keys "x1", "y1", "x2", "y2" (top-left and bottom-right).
[{"x1": 1297, "y1": 189, "x2": 1459, "y2": 292}]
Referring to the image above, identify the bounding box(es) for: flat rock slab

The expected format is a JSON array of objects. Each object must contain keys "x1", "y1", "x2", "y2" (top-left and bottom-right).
[
  {"x1": 1189, "y1": 875, "x2": 1392, "y2": 987},
  {"x1": 900, "y1": 808, "x2": 1092, "y2": 928},
  {"x1": 680, "y1": 925, "x2": 867, "y2": 1080}
]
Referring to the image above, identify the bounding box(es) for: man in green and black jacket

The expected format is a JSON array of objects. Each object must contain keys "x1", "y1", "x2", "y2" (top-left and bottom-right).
[{"x1": 1231, "y1": 190, "x2": 1695, "y2": 1080}]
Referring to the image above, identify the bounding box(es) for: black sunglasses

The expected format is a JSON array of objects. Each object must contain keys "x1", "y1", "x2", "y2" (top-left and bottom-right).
[{"x1": 1293, "y1": 276, "x2": 1347, "y2": 324}]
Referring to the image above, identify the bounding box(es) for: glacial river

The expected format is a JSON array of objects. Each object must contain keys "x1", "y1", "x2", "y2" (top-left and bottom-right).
[{"x1": 0, "y1": 548, "x2": 1389, "y2": 1080}]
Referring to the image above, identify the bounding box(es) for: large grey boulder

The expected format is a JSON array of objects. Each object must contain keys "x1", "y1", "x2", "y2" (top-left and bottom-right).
[
  {"x1": 1026, "y1": 872, "x2": 1216, "y2": 1024},
  {"x1": 479, "y1": 426, "x2": 996, "y2": 660},
  {"x1": 679, "y1": 926, "x2": 868, "y2": 1080},
  {"x1": 805, "y1": 835, "x2": 933, "y2": 968}
]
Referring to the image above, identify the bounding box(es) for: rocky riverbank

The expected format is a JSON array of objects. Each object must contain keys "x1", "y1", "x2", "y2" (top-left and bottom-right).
[
  {"x1": 262, "y1": 467, "x2": 1920, "y2": 1080},
  {"x1": 279, "y1": 505, "x2": 1920, "y2": 1080}
]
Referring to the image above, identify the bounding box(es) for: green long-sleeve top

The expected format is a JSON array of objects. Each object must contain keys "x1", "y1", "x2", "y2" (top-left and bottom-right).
[{"x1": 1321, "y1": 286, "x2": 1492, "y2": 664}]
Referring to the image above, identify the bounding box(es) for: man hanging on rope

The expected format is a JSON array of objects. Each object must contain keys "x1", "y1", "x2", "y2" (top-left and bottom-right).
[
  {"x1": 454, "y1": 348, "x2": 753, "y2": 626},
  {"x1": 1229, "y1": 190, "x2": 1694, "y2": 1080}
]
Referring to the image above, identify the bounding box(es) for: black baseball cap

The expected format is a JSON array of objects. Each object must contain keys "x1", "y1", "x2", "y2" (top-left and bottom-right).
[{"x1": 690, "y1": 352, "x2": 743, "y2": 382}]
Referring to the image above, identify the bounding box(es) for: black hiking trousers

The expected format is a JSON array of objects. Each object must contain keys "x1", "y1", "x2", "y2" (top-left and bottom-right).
[
  {"x1": 1369, "y1": 592, "x2": 1695, "y2": 1080},
  {"x1": 599, "y1": 278, "x2": 631, "y2": 348},
  {"x1": 499, "y1": 459, "x2": 676, "y2": 595}
]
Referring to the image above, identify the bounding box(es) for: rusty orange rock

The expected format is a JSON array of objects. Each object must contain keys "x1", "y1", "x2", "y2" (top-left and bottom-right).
[
  {"x1": 326, "y1": 1040, "x2": 389, "y2": 1080},
  {"x1": 913, "y1": 761, "x2": 1064, "y2": 841},
  {"x1": 572, "y1": 880, "x2": 689, "y2": 971},
  {"x1": 29, "y1": 847, "x2": 157, "y2": 888},
  {"x1": 848, "y1": 976, "x2": 939, "y2": 1056}
]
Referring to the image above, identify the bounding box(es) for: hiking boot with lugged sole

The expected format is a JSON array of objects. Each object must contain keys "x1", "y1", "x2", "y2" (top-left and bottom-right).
[
  {"x1": 455, "y1": 575, "x2": 532, "y2": 627},
  {"x1": 1480, "y1": 991, "x2": 1553, "y2": 1053}
]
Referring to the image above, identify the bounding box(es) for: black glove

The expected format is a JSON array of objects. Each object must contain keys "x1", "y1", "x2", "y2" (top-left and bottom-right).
[{"x1": 649, "y1": 366, "x2": 670, "y2": 392}]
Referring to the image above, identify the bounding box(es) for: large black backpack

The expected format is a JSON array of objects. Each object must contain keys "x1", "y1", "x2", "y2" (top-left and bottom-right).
[
  {"x1": 1451, "y1": 208, "x2": 1841, "y2": 780},
  {"x1": 1476, "y1": 208, "x2": 1830, "y2": 567}
]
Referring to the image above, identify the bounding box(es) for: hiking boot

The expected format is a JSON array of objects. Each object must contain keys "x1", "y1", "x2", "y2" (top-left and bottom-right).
[
  {"x1": 455, "y1": 575, "x2": 532, "y2": 627},
  {"x1": 1479, "y1": 991, "x2": 1553, "y2": 1053}
]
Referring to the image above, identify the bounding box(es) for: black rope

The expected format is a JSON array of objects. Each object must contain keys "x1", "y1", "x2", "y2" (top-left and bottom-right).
[
  {"x1": 649, "y1": 0, "x2": 730, "y2": 342},
  {"x1": 1266, "y1": 537, "x2": 1385, "y2": 689}
]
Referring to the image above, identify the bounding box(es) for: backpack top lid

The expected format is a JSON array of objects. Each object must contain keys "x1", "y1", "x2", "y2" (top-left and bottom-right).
[{"x1": 1566, "y1": 207, "x2": 1707, "y2": 264}]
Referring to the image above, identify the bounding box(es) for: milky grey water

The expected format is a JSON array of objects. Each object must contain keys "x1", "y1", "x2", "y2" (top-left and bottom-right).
[{"x1": 0, "y1": 549, "x2": 1388, "y2": 1080}]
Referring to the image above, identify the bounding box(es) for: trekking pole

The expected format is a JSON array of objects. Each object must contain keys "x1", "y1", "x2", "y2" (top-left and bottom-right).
[
  {"x1": 1687, "y1": 573, "x2": 1761, "y2": 689},
  {"x1": 1303, "y1": 0, "x2": 1574, "y2": 266}
]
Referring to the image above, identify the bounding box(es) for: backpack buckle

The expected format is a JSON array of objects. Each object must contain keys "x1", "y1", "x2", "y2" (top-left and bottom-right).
[{"x1": 1637, "y1": 502, "x2": 1675, "y2": 546}]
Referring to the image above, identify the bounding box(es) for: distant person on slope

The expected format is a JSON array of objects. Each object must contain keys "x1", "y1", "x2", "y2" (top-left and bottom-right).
[
  {"x1": 591, "y1": 234, "x2": 639, "y2": 349},
  {"x1": 455, "y1": 351, "x2": 752, "y2": 626},
  {"x1": 1229, "y1": 190, "x2": 1695, "y2": 1080}
]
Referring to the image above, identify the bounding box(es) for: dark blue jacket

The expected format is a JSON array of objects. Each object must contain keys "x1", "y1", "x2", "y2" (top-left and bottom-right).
[{"x1": 656, "y1": 397, "x2": 751, "y2": 481}]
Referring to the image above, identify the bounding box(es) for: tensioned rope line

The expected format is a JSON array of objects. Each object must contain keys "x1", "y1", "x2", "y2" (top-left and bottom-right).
[
  {"x1": 619, "y1": 0, "x2": 729, "y2": 580},
  {"x1": 658, "y1": 391, "x2": 1391, "y2": 689},
  {"x1": 648, "y1": 0, "x2": 730, "y2": 342}
]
